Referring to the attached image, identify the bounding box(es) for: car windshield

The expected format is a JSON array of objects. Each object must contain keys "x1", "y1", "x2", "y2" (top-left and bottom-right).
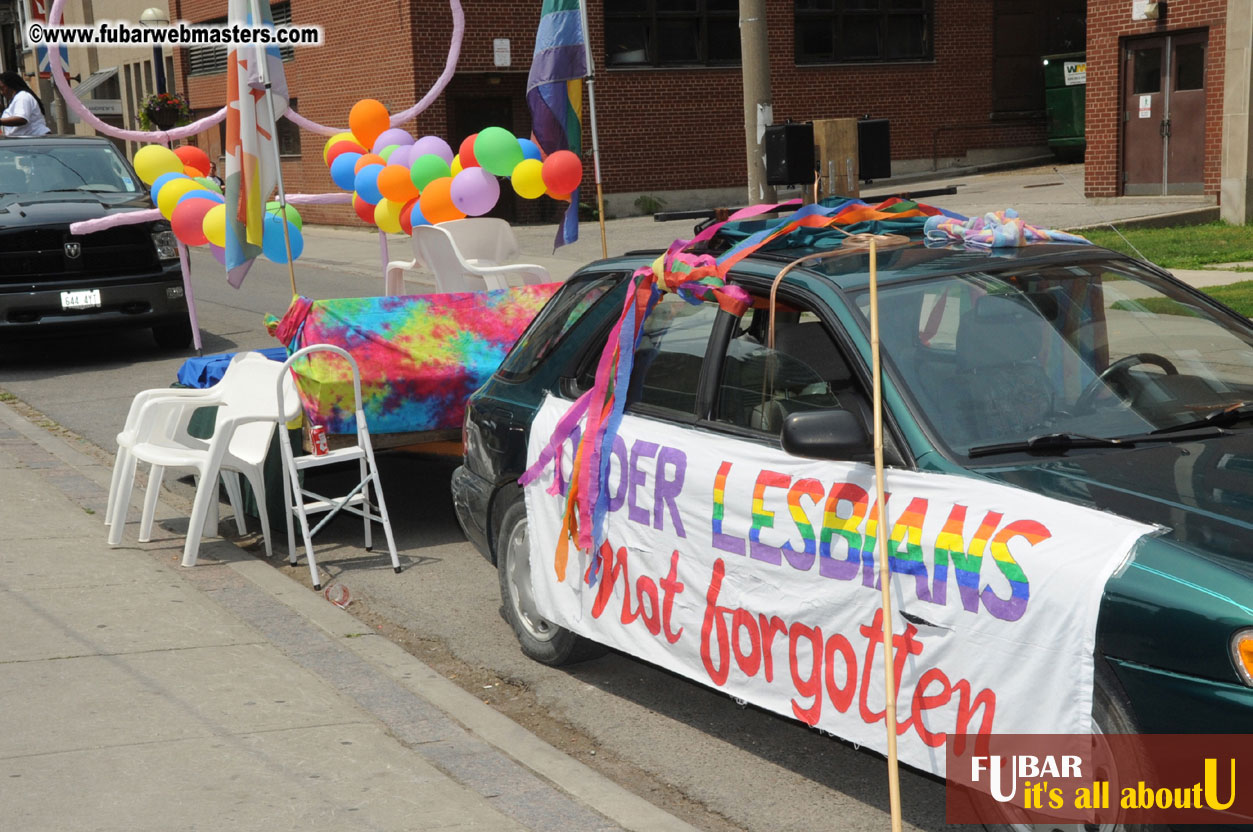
[
  {"x1": 0, "y1": 143, "x2": 140, "y2": 195},
  {"x1": 853, "y1": 258, "x2": 1253, "y2": 456}
]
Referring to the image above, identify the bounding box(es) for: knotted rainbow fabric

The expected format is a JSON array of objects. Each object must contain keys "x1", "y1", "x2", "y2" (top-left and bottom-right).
[
  {"x1": 923, "y1": 209, "x2": 1091, "y2": 248},
  {"x1": 521, "y1": 197, "x2": 954, "y2": 586}
]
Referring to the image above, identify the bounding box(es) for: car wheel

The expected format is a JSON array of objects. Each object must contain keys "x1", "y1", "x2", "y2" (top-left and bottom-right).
[
  {"x1": 983, "y1": 664, "x2": 1156, "y2": 832},
  {"x1": 496, "y1": 497, "x2": 605, "y2": 666},
  {"x1": 152, "y1": 320, "x2": 192, "y2": 350}
]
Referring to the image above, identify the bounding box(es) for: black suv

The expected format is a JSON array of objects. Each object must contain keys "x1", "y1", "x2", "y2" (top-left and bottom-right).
[{"x1": 0, "y1": 135, "x2": 190, "y2": 348}]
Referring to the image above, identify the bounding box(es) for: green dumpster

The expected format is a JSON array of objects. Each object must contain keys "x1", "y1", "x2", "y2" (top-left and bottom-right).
[{"x1": 1043, "y1": 52, "x2": 1086, "y2": 158}]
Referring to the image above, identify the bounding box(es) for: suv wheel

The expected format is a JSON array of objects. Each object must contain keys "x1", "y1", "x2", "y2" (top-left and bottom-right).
[
  {"x1": 152, "y1": 320, "x2": 192, "y2": 350},
  {"x1": 497, "y1": 496, "x2": 605, "y2": 666}
]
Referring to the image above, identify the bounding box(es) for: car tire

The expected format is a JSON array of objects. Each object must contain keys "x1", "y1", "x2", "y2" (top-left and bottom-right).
[
  {"x1": 496, "y1": 497, "x2": 606, "y2": 666},
  {"x1": 152, "y1": 320, "x2": 192, "y2": 350},
  {"x1": 982, "y1": 662, "x2": 1156, "y2": 832}
]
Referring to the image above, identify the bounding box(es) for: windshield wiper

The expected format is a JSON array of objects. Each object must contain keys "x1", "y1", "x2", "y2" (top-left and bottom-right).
[
  {"x1": 968, "y1": 433, "x2": 1133, "y2": 458},
  {"x1": 1152, "y1": 402, "x2": 1253, "y2": 435}
]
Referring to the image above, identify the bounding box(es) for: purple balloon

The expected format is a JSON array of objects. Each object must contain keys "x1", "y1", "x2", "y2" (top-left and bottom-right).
[
  {"x1": 209, "y1": 243, "x2": 227, "y2": 265},
  {"x1": 450, "y1": 167, "x2": 500, "y2": 217},
  {"x1": 388, "y1": 145, "x2": 415, "y2": 168},
  {"x1": 372, "y1": 128, "x2": 415, "y2": 154},
  {"x1": 412, "y1": 135, "x2": 454, "y2": 166}
]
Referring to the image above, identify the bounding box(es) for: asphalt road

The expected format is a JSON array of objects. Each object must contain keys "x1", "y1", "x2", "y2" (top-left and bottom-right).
[{"x1": 0, "y1": 250, "x2": 949, "y2": 832}]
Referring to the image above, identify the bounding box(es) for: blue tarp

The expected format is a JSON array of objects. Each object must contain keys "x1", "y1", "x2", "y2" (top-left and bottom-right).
[{"x1": 175, "y1": 347, "x2": 288, "y2": 389}]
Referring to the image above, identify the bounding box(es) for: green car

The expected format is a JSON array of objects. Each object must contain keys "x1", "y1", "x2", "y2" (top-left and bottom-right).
[{"x1": 452, "y1": 236, "x2": 1253, "y2": 778}]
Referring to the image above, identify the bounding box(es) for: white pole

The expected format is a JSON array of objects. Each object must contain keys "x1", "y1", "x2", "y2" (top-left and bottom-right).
[{"x1": 577, "y1": 0, "x2": 607, "y2": 258}]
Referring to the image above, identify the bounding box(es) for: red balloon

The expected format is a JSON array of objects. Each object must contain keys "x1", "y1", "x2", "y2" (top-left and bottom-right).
[
  {"x1": 458, "y1": 133, "x2": 480, "y2": 168},
  {"x1": 352, "y1": 194, "x2": 375, "y2": 224},
  {"x1": 174, "y1": 145, "x2": 212, "y2": 176},
  {"x1": 326, "y1": 140, "x2": 367, "y2": 167},
  {"x1": 399, "y1": 198, "x2": 419, "y2": 235},
  {"x1": 541, "y1": 150, "x2": 583, "y2": 195},
  {"x1": 170, "y1": 197, "x2": 214, "y2": 246}
]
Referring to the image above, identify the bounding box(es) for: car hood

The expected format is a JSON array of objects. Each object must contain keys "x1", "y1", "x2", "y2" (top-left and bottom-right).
[
  {"x1": 979, "y1": 430, "x2": 1253, "y2": 578},
  {"x1": 0, "y1": 192, "x2": 152, "y2": 228}
]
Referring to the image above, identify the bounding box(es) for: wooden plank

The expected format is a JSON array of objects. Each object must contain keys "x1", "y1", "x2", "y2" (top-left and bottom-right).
[
  {"x1": 813, "y1": 118, "x2": 859, "y2": 200},
  {"x1": 304, "y1": 426, "x2": 462, "y2": 455}
]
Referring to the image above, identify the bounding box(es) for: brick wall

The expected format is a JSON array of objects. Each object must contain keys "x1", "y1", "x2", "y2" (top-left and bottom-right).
[
  {"x1": 1085, "y1": 0, "x2": 1226, "y2": 197},
  {"x1": 173, "y1": 0, "x2": 1050, "y2": 225}
]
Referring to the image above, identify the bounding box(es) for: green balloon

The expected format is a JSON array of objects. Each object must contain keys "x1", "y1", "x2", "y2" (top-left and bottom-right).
[
  {"x1": 379, "y1": 145, "x2": 399, "y2": 162},
  {"x1": 474, "y1": 126, "x2": 523, "y2": 177},
  {"x1": 410, "y1": 153, "x2": 452, "y2": 190},
  {"x1": 265, "y1": 201, "x2": 303, "y2": 230},
  {"x1": 194, "y1": 176, "x2": 222, "y2": 194}
]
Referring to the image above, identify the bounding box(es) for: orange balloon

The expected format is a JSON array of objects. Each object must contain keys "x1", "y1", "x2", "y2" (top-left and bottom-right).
[
  {"x1": 418, "y1": 177, "x2": 465, "y2": 224},
  {"x1": 354, "y1": 153, "x2": 386, "y2": 174},
  {"x1": 174, "y1": 144, "x2": 212, "y2": 175},
  {"x1": 349, "y1": 99, "x2": 390, "y2": 149},
  {"x1": 377, "y1": 164, "x2": 420, "y2": 203}
]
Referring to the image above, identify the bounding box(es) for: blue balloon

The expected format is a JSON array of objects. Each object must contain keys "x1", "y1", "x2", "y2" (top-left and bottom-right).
[
  {"x1": 330, "y1": 152, "x2": 362, "y2": 191},
  {"x1": 150, "y1": 171, "x2": 186, "y2": 206},
  {"x1": 408, "y1": 199, "x2": 429, "y2": 228},
  {"x1": 262, "y1": 215, "x2": 304, "y2": 264},
  {"x1": 353, "y1": 164, "x2": 385, "y2": 205},
  {"x1": 178, "y1": 189, "x2": 224, "y2": 205},
  {"x1": 518, "y1": 138, "x2": 543, "y2": 162}
]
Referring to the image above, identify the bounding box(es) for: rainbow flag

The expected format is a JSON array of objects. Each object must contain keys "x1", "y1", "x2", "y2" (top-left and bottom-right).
[
  {"x1": 224, "y1": 0, "x2": 288, "y2": 288},
  {"x1": 526, "y1": 0, "x2": 586, "y2": 250}
]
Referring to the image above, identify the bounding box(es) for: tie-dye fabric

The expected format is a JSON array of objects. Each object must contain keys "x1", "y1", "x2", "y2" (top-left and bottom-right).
[{"x1": 269, "y1": 285, "x2": 559, "y2": 435}]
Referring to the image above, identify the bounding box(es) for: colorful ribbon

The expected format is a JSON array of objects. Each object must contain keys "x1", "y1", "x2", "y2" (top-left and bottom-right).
[{"x1": 923, "y1": 209, "x2": 1091, "y2": 248}]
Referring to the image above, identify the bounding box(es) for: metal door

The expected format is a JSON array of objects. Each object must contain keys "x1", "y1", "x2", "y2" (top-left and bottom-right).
[{"x1": 1122, "y1": 32, "x2": 1208, "y2": 195}]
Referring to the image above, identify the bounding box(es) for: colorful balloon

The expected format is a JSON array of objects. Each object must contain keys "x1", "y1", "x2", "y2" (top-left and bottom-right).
[
  {"x1": 409, "y1": 153, "x2": 451, "y2": 191},
  {"x1": 326, "y1": 140, "x2": 366, "y2": 166},
  {"x1": 373, "y1": 198, "x2": 405, "y2": 234},
  {"x1": 174, "y1": 145, "x2": 212, "y2": 176},
  {"x1": 354, "y1": 164, "x2": 385, "y2": 204},
  {"x1": 330, "y1": 152, "x2": 362, "y2": 190},
  {"x1": 474, "y1": 127, "x2": 523, "y2": 177},
  {"x1": 352, "y1": 194, "x2": 375, "y2": 224},
  {"x1": 418, "y1": 177, "x2": 465, "y2": 224},
  {"x1": 518, "y1": 137, "x2": 543, "y2": 161},
  {"x1": 399, "y1": 198, "x2": 420, "y2": 235},
  {"x1": 265, "y1": 201, "x2": 303, "y2": 230},
  {"x1": 450, "y1": 167, "x2": 500, "y2": 216},
  {"x1": 171, "y1": 197, "x2": 214, "y2": 246},
  {"x1": 379, "y1": 145, "x2": 399, "y2": 162},
  {"x1": 192, "y1": 176, "x2": 223, "y2": 194},
  {"x1": 150, "y1": 171, "x2": 185, "y2": 203},
  {"x1": 387, "y1": 145, "x2": 414, "y2": 168},
  {"x1": 348, "y1": 99, "x2": 390, "y2": 150},
  {"x1": 262, "y1": 216, "x2": 304, "y2": 264},
  {"x1": 511, "y1": 158, "x2": 546, "y2": 199},
  {"x1": 372, "y1": 128, "x2": 414, "y2": 154},
  {"x1": 133, "y1": 145, "x2": 183, "y2": 185},
  {"x1": 458, "y1": 133, "x2": 479, "y2": 168},
  {"x1": 209, "y1": 243, "x2": 227, "y2": 266},
  {"x1": 322, "y1": 131, "x2": 356, "y2": 163},
  {"x1": 412, "y1": 135, "x2": 453, "y2": 165},
  {"x1": 377, "y1": 164, "x2": 419, "y2": 203},
  {"x1": 157, "y1": 178, "x2": 203, "y2": 218},
  {"x1": 450, "y1": 154, "x2": 464, "y2": 176},
  {"x1": 541, "y1": 149, "x2": 583, "y2": 195},
  {"x1": 353, "y1": 153, "x2": 387, "y2": 174},
  {"x1": 178, "y1": 188, "x2": 223, "y2": 206},
  {"x1": 202, "y1": 203, "x2": 227, "y2": 247}
]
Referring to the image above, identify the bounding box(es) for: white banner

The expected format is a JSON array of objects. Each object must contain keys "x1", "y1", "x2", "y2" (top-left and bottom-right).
[{"x1": 524, "y1": 397, "x2": 1154, "y2": 776}]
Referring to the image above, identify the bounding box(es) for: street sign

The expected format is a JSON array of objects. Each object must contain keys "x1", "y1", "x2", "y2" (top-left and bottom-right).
[{"x1": 36, "y1": 44, "x2": 69, "y2": 80}]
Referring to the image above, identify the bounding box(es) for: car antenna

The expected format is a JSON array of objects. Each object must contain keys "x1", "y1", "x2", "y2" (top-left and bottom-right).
[{"x1": 1051, "y1": 165, "x2": 1151, "y2": 261}]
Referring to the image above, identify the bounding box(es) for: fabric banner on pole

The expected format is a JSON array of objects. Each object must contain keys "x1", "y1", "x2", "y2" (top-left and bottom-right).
[
  {"x1": 224, "y1": 0, "x2": 288, "y2": 288},
  {"x1": 527, "y1": 0, "x2": 585, "y2": 250}
]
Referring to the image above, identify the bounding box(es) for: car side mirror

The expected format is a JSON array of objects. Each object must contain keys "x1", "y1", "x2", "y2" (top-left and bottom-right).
[{"x1": 781, "y1": 408, "x2": 869, "y2": 460}]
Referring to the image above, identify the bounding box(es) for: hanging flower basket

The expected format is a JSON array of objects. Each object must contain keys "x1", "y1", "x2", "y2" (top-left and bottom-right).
[{"x1": 137, "y1": 92, "x2": 192, "y2": 131}]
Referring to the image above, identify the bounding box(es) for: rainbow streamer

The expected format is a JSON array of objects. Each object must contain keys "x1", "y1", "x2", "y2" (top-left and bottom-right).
[{"x1": 923, "y1": 209, "x2": 1091, "y2": 249}]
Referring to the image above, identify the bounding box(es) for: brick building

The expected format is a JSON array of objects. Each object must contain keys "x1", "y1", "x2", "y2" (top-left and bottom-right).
[
  {"x1": 1084, "y1": 0, "x2": 1253, "y2": 224},
  {"x1": 169, "y1": 1, "x2": 1095, "y2": 225}
]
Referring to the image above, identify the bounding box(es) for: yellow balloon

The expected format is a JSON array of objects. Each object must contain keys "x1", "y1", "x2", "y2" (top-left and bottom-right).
[
  {"x1": 203, "y1": 203, "x2": 227, "y2": 247},
  {"x1": 322, "y1": 131, "x2": 356, "y2": 164},
  {"x1": 157, "y1": 178, "x2": 205, "y2": 218},
  {"x1": 450, "y1": 154, "x2": 463, "y2": 176},
  {"x1": 374, "y1": 198, "x2": 405, "y2": 234},
  {"x1": 511, "y1": 158, "x2": 546, "y2": 199},
  {"x1": 133, "y1": 145, "x2": 184, "y2": 185}
]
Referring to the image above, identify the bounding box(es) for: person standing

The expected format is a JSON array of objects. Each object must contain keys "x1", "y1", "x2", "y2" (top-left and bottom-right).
[{"x1": 0, "y1": 71, "x2": 52, "y2": 137}]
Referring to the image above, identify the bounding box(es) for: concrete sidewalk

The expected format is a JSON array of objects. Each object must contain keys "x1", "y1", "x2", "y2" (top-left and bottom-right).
[{"x1": 0, "y1": 401, "x2": 697, "y2": 832}]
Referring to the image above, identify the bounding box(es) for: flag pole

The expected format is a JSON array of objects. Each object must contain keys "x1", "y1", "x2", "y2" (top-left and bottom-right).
[
  {"x1": 249, "y1": 0, "x2": 298, "y2": 298},
  {"x1": 869, "y1": 236, "x2": 904, "y2": 832},
  {"x1": 577, "y1": 0, "x2": 607, "y2": 259}
]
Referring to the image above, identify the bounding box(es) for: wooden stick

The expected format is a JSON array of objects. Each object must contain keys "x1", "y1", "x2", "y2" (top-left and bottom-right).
[
  {"x1": 596, "y1": 181, "x2": 608, "y2": 259},
  {"x1": 869, "y1": 237, "x2": 904, "y2": 832}
]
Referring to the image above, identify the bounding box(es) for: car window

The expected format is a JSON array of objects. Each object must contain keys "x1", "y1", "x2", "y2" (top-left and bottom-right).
[
  {"x1": 626, "y1": 293, "x2": 721, "y2": 416},
  {"x1": 0, "y1": 144, "x2": 140, "y2": 195},
  {"x1": 497, "y1": 273, "x2": 619, "y2": 381}
]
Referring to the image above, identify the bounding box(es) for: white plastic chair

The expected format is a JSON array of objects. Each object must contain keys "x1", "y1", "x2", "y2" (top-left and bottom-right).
[
  {"x1": 278, "y1": 345, "x2": 401, "y2": 590},
  {"x1": 108, "y1": 352, "x2": 300, "y2": 567},
  {"x1": 414, "y1": 219, "x2": 551, "y2": 293},
  {"x1": 383, "y1": 239, "x2": 426, "y2": 296}
]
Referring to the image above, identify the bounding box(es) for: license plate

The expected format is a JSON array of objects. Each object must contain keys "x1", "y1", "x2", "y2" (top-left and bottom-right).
[{"x1": 60, "y1": 289, "x2": 101, "y2": 310}]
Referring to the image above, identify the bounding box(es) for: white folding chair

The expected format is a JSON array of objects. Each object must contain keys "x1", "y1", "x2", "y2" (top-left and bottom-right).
[
  {"x1": 415, "y1": 219, "x2": 550, "y2": 293},
  {"x1": 109, "y1": 352, "x2": 300, "y2": 567},
  {"x1": 383, "y1": 236, "x2": 427, "y2": 296},
  {"x1": 278, "y1": 345, "x2": 401, "y2": 591}
]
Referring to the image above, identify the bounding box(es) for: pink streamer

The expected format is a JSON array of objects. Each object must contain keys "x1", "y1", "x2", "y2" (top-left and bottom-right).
[
  {"x1": 176, "y1": 242, "x2": 204, "y2": 352},
  {"x1": 68, "y1": 192, "x2": 351, "y2": 236}
]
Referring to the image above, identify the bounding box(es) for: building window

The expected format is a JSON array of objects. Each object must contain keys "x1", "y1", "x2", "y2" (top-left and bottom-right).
[
  {"x1": 188, "y1": 2, "x2": 295, "y2": 76},
  {"x1": 604, "y1": 0, "x2": 741, "y2": 68},
  {"x1": 278, "y1": 97, "x2": 301, "y2": 156},
  {"x1": 794, "y1": 0, "x2": 933, "y2": 64}
]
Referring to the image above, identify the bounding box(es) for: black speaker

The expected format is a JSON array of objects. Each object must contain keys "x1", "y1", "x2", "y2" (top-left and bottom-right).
[
  {"x1": 764, "y1": 122, "x2": 814, "y2": 186},
  {"x1": 857, "y1": 118, "x2": 891, "y2": 182}
]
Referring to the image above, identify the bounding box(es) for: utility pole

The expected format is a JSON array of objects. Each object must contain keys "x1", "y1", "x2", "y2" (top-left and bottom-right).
[{"x1": 740, "y1": 0, "x2": 775, "y2": 204}]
